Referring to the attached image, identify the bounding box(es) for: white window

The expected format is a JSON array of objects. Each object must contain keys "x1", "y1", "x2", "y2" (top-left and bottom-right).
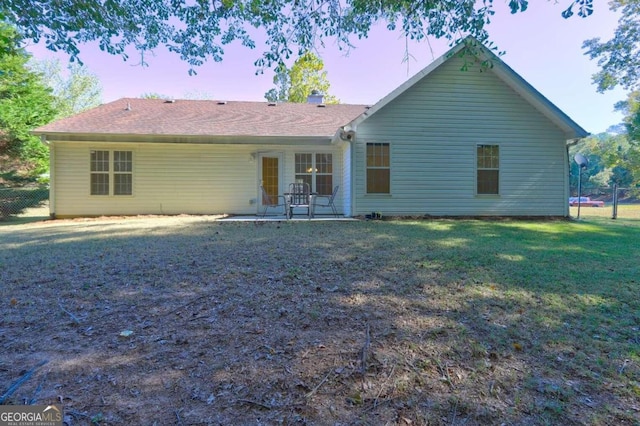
[
  {"x1": 90, "y1": 150, "x2": 133, "y2": 196},
  {"x1": 366, "y1": 143, "x2": 390, "y2": 194},
  {"x1": 477, "y1": 145, "x2": 499, "y2": 195},
  {"x1": 295, "y1": 153, "x2": 333, "y2": 195}
]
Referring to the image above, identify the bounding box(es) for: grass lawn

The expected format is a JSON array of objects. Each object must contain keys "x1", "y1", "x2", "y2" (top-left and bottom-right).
[
  {"x1": 570, "y1": 203, "x2": 640, "y2": 220},
  {"x1": 1, "y1": 216, "x2": 639, "y2": 424}
]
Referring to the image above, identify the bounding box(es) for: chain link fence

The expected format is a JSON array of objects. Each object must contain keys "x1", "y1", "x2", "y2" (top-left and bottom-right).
[
  {"x1": 570, "y1": 185, "x2": 635, "y2": 202},
  {"x1": 570, "y1": 184, "x2": 639, "y2": 219},
  {"x1": 0, "y1": 186, "x2": 49, "y2": 220}
]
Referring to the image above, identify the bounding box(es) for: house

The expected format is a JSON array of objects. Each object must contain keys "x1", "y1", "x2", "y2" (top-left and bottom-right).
[{"x1": 34, "y1": 38, "x2": 588, "y2": 219}]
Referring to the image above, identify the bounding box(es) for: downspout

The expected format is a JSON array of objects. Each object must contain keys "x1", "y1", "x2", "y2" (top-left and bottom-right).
[
  {"x1": 334, "y1": 127, "x2": 357, "y2": 217},
  {"x1": 40, "y1": 135, "x2": 55, "y2": 218},
  {"x1": 350, "y1": 138, "x2": 356, "y2": 217}
]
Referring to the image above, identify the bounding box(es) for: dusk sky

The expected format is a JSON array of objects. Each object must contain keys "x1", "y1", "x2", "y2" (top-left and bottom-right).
[{"x1": 27, "y1": 2, "x2": 626, "y2": 134}]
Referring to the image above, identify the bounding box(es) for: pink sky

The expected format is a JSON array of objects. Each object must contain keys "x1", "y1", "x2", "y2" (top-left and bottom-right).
[{"x1": 27, "y1": 2, "x2": 626, "y2": 134}]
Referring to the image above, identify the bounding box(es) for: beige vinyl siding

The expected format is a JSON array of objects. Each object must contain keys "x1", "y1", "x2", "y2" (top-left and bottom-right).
[
  {"x1": 354, "y1": 56, "x2": 569, "y2": 217},
  {"x1": 51, "y1": 141, "x2": 343, "y2": 217}
]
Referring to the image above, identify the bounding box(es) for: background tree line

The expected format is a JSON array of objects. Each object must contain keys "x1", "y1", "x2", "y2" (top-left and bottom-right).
[{"x1": 0, "y1": 22, "x2": 102, "y2": 183}]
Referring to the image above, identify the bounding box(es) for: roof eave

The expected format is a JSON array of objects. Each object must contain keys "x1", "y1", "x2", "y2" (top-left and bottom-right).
[{"x1": 33, "y1": 132, "x2": 335, "y2": 145}]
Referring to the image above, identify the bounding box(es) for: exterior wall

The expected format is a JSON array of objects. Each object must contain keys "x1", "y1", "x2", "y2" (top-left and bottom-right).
[
  {"x1": 50, "y1": 141, "x2": 343, "y2": 217},
  {"x1": 353, "y1": 57, "x2": 569, "y2": 217}
]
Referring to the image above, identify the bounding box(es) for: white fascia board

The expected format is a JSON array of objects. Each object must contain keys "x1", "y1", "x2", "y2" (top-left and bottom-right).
[{"x1": 33, "y1": 133, "x2": 334, "y2": 146}]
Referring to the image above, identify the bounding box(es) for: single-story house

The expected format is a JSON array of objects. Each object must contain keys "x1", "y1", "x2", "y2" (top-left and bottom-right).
[{"x1": 34, "y1": 37, "x2": 588, "y2": 219}]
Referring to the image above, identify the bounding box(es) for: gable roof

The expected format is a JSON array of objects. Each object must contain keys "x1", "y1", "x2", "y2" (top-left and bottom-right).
[
  {"x1": 35, "y1": 98, "x2": 368, "y2": 140},
  {"x1": 346, "y1": 37, "x2": 589, "y2": 140}
]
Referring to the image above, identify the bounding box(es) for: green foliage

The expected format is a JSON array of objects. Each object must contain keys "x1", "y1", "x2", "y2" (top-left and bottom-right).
[
  {"x1": 614, "y1": 90, "x2": 640, "y2": 142},
  {"x1": 571, "y1": 132, "x2": 640, "y2": 191},
  {"x1": 0, "y1": 23, "x2": 56, "y2": 176},
  {"x1": 265, "y1": 52, "x2": 338, "y2": 103},
  {"x1": 583, "y1": 0, "x2": 640, "y2": 92},
  {"x1": 0, "y1": 1, "x2": 596, "y2": 73},
  {"x1": 264, "y1": 63, "x2": 290, "y2": 103},
  {"x1": 28, "y1": 59, "x2": 102, "y2": 119}
]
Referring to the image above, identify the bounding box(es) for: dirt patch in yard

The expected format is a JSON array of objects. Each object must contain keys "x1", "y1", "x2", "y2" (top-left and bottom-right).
[{"x1": 0, "y1": 217, "x2": 638, "y2": 425}]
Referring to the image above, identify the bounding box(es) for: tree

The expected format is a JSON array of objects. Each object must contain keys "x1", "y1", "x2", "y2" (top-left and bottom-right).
[
  {"x1": 265, "y1": 64, "x2": 290, "y2": 104},
  {"x1": 612, "y1": 91, "x2": 640, "y2": 189},
  {"x1": 571, "y1": 132, "x2": 640, "y2": 193},
  {"x1": 614, "y1": 91, "x2": 640, "y2": 142},
  {"x1": 583, "y1": 1, "x2": 640, "y2": 93},
  {"x1": 0, "y1": 1, "x2": 595, "y2": 73},
  {"x1": 0, "y1": 23, "x2": 56, "y2": 176},
  {"x1": 265, "y1": 52, "x2": 338, "y2": 103},
  {"x1": 29, "y1": 59, "x2": 102, "y2": 119}
]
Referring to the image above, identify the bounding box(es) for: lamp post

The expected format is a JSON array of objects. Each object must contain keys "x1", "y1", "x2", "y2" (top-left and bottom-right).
[{"x1": 574, "y1": 153, "x2": 588, "y2": 220}]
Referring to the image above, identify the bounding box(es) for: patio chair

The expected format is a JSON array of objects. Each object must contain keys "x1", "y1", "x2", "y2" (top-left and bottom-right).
[
  {"x1": 313, "y1": 185, "x2": 339, "y2": 217},
  {"x1": 286, "y1": 182, "x2": 312, "y2": 219},
  {"x1": 260, "y1": 186, "x2": 287, "y2": 217}
]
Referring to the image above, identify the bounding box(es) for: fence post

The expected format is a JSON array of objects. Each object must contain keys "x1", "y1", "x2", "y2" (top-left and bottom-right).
[{"x1": 612, "y1": 183, "x2": 618, "y2": 220}]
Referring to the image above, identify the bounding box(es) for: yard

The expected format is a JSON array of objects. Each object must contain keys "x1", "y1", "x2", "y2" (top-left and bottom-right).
[{"x1": 1, "y1": 214, "x2": 639, "y2": 425}]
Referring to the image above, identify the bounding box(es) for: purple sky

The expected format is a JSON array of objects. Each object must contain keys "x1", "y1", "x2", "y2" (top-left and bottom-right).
[{"x1": 27, "y1": 2, "x2": 626, "y2": 134}]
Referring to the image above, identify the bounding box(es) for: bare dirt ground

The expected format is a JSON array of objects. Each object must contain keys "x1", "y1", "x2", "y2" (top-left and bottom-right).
[{"x1": 0, "y1": 215, "x2": 637, "y2": 425}]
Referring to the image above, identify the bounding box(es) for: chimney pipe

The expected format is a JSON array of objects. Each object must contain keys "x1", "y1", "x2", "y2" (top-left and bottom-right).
[{"x1": 307, "y1": 90, "x2": 324, "y2": 104}]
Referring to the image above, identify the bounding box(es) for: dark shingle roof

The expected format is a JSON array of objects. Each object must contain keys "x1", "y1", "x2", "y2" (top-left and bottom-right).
[{"x1": 35, "y1": 98, "x2": 368, "y2": 138}]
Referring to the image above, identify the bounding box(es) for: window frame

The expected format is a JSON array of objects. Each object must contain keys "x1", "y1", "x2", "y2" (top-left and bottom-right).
[
  {"x1": 90, "y1": 150, "x2": 110, "y2": 196},
  {"x1": 365, "y1": 142, "x2": 391, "y2": 195},
  {"x1": 476, "y1": 144, "x2": 500, "y2": 196},
  {"x1": 90, "y1": 149, "x2": 134, "y2": 196},
  {"x1": 294, "y1": 152, "x2": 333, "y2": 196}
]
